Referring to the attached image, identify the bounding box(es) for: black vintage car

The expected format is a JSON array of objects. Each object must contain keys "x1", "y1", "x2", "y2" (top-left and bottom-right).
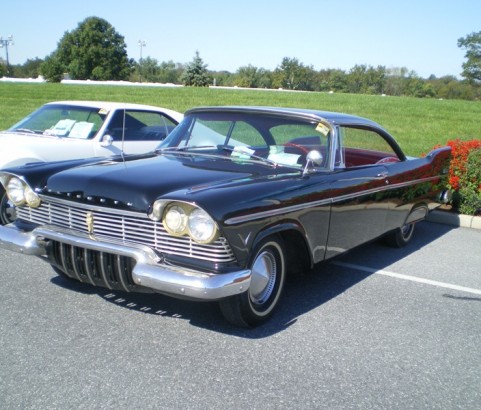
[{"x1": 0, "y1": 106, "x2": 451, "y2": 327}]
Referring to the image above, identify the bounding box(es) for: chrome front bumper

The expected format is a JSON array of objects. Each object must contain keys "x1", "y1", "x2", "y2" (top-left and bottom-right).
[{"x1": 0, "y1": 224, "x2": 251, "y2": 300}]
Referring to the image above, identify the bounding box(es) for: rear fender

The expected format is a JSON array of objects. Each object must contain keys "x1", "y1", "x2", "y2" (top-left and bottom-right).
[{"x1": 405, "y1": 204, "x2": 429, "y2": 225}]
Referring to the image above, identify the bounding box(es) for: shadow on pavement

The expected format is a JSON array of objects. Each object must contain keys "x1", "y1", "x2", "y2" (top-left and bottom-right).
[{"x1": 50, "y1": 221, "x2": 454, "y2": 338}]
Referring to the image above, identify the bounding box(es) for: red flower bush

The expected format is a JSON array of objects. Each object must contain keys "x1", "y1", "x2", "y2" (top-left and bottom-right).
[
  {"x1": 432, "y1": 139, "x2": 481, "y2": 215},
  {"x1": 440, "y1": 139, "x2": 481, "y2": 191}
]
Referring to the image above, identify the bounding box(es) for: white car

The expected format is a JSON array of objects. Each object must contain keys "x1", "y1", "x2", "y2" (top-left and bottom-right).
[{"x1": 0, "y1": 101, "x2": 183, "y2": 224}]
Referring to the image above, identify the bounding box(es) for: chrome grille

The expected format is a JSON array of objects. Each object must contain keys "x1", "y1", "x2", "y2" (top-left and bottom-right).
[
  {"x1": 17, "y1": 200, "x2": 236, "y2": 263},
  {"x1": 48, "y1": 240, "x2": 139, "y2": 292}
]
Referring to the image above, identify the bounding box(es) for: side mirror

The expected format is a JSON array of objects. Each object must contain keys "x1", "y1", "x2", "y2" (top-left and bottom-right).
[
  {"x1": 303, "y1": 150, "x2": 323, "y2": 175},
  {"x1": 100, "y1": 134, "x2": 114, "y2": 147}
]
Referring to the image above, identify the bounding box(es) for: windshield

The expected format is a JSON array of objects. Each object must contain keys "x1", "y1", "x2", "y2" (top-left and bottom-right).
[
  {"x1": 8, "y1": 104, "x2": 107, "y2": 139},
  {"x1": 158, "y1": 111, "x2": 331, "y2": 168}
]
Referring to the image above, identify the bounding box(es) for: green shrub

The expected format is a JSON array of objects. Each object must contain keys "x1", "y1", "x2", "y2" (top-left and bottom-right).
[{"x1": 457, "y1": 148, "x2": 481, "y2": 215}]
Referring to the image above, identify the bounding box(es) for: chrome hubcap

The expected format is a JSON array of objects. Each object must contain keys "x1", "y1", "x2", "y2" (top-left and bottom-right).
[
  {"x1": 401, "y1": 223, "x2": 414, "y2": 239},
  {"x1": 250, "y1": 250, "x2": 277, "y2": 305}
]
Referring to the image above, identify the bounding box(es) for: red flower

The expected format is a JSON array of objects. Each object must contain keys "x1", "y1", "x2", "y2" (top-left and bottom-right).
[{"x1": 442, "y1": 139, "x2": 481, "y2": 191}]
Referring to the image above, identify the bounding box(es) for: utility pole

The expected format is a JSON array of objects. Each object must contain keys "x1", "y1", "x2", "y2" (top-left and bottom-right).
[
  {"x1": 0, "y1": 35, "x2": 14, "y2": 76},
  {"x1": 138, "y1": 39, "x2": 146, "y2": 83}
]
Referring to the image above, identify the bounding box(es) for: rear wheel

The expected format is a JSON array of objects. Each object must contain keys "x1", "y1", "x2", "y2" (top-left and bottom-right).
[
  {"x1": 0, "y1": 188, "x2": 16, "y2": 225},
  {"x1": 384, "y1": 222, "x2": 415, "y2": 248},
  {"x1": 219, "y1": 236, "x2": 286, "y2": 327}
]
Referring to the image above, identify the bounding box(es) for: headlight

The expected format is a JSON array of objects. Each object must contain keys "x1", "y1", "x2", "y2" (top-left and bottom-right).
[
  {"x1": 188, "y1": 208, "x2": 218, "y2": 244},
  {"x1": 6, "y1": 177, "x2": 26, "y2": 206},
  {"x1": 163, "y1": 204, "x2": 188, "y2": 235},
  {"x1": 25, "y1": 186, "x2": 41, "y2": 208},
  {"x1": 154, "y1": 200, "x2": 219, "y2": 244}
]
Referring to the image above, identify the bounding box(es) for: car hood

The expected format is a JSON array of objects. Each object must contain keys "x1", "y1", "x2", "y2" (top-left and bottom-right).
[
  {"x1": 42, "y1": 153, "x2": 298, "y2": 212},
  {"x1": 0, "y1": 131, "x2": 67, "y2": 167}
]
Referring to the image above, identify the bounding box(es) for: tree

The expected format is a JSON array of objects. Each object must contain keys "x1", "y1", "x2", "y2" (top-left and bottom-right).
[
  {"x1": 235, "y1": 64, "x2": 271, "y2": 88},
  {"x1": 458, "y1": 31, "x2": 481, "y2": 82},
  {"x1": 40, "y1": 53, "x2": 64, "y2": 82},
  {"x1": 158, "y1": 60, "x2": 184, "y2": 84},
  {"x1": 181, "y1": 51, "x2": 210, "y2": 87},
  {"x1": 0, "y1": 60, "x2": 6, "y2": 77},
  {"x1": 275, "y1": 57, "x2": 316, "y2": 90},
  {"x1": 346, "y1": 65, "x2": 386, "y2": 94},
  {"x1": 13, "y1": 58, "x2": 43, "y2": 78},
  {"x1": 137, "y1": 56, "x2": 160, "y2": 83},
  {"x1": 317, "y1": 69, "x2": 348, "y2": 92},
  {"x1": 41, "y1": 16, "x2": 130, "y2": 82}
]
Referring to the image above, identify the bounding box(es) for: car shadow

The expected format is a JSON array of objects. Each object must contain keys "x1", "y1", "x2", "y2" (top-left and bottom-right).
[{"x1": 50, "y1": 221, "x2": 454, "y2": 338}]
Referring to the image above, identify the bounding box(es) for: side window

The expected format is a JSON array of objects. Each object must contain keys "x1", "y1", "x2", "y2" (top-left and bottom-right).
[
  {"x1": 107, "y1": 111, "x2": 177, "y2": 142},
  {"x1": 339, "y1": 126, "x2": 400, "y2": 167}
]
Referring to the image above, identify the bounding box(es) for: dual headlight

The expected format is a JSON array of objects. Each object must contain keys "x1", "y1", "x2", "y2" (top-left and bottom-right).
[
  {"x1": 5, "y1": 176, "x2": 41, "y2": 208},
  {"x1": 149, "y1": 200, "x2": 218, "y2": 244}
]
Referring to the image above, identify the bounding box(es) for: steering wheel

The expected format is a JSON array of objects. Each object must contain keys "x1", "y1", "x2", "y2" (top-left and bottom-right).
[
  {"x1": 375, "y1": 156, "x2": 399, "y2": 164},
  {"x1": 283, "y1": 142, "x2": 310, "y2": 155}
]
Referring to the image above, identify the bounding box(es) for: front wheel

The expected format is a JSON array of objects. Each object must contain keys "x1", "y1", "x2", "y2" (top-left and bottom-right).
[
  {"x1": 0, "y1": 188, "x2": 16, "y2": 225},
  {"x1": 384, "y1": 222, "x2": 415, "y2": 248},
  {"x1": 219, "y1": 236, "x2": 286, "y2": 327}
]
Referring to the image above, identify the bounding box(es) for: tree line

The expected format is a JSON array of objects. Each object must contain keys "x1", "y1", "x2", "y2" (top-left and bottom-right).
[{"x1": 1, "y1": 17, "x2": 480, "y2": 101}]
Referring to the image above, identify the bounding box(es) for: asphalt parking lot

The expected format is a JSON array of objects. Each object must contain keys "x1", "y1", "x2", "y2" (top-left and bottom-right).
[{"x1": 1, "y1": 220, "x2": 480, "y2": 409}]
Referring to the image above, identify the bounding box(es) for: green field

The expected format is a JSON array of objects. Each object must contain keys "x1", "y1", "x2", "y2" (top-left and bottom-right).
[{"x1": 1, "y1": 82, "x2": 480, "y2": 156}]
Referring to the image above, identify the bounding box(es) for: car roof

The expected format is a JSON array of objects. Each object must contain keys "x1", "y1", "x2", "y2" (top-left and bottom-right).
[
  {"x1": 185, "y1": 106, "x2": 383, "y2": 129},
  {"x1": 45, "y1": 101, "x2": 183, "y2": 120}
]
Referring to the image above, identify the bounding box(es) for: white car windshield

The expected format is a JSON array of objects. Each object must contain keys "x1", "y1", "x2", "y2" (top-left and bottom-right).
[{"x1": 8, "y1": 104, "x2": 107, "y2": 139}]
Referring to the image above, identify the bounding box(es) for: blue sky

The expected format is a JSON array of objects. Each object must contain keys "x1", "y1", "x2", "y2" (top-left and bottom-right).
[{"x1": 1, "y1": 0, "x2": 480, "y2": 78}]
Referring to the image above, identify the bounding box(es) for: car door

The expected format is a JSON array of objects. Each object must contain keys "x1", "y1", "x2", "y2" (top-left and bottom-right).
[{"x1": 324, "y1": 125, "x2": 400, "y2": 259}]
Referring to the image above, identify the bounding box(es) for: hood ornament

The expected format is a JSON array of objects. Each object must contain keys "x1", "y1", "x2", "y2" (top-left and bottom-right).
[{"x1": 86, "y1": 212, "x2": 95, "y2": 238}]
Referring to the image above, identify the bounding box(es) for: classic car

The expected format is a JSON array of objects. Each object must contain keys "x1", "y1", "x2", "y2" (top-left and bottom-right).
[
  {"x1": 0, "y1": 106, "x2": 451, "y2": 327},
  {"x1": 0, "y1": 100, "x2": 183, "y2": 224}
]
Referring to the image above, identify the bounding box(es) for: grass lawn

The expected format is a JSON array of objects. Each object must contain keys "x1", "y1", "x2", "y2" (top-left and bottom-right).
[{"x1": 1, "y1": 82, "x2": 480, "y2": 157}]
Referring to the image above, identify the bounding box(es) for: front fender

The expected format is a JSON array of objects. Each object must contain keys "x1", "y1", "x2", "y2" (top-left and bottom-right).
[
  {"x1": 224, "y1": 219, "x2": 313, "y2": 269},
  {"x1": 251, "y1": 221, "x2": 306, "y2": 250}
]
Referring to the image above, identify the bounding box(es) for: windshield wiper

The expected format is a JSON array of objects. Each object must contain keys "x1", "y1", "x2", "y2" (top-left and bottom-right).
[
  {"x1": 157, "y1": 145, "x2": 301, "y2": 170},
  {"x1": 156, "y1": 145, "x2": 217, "y2": 153},
  {"x1": 218, "y1": 145, "x2": 280, "y2": 168},
  {"x1": 13, "y1": 128, "x2": 37, "y2": 134}
]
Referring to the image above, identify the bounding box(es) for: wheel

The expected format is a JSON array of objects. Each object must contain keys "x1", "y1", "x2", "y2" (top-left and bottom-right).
[
  {"x1": 0, "y1": 188, "x2": 16, "y2": 225},
  {"x1": 384, "y1": 222, "x2": 415, "y2": 248},
  {"x1": 219, "y1": 236, "x2": 286, "y2": 327}
]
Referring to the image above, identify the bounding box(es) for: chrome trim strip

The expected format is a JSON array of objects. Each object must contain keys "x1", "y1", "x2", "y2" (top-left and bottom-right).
[
  {"x1": 117, "y1": 255, "x2": 130, "y2": 292},
  {"x1": 83, "y1": 248, "x2": 96, "y2": 286},
  {"x1": 225, "y1": 175, "x2": 440, "y2": 225},
  {"x1": 38, "y1": 194, "x2": 144, "y2": 217},
  {"x1": 0, "y1": 224, "x2": 251, "y2": 300},
  {"x1": 225, "y1": 198, "x2": 332, "y2": 225}
]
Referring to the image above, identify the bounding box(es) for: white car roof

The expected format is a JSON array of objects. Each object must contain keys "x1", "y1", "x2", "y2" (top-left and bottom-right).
[{"x1": 45, "y1": 101, "x2": 183, "y2": 121}]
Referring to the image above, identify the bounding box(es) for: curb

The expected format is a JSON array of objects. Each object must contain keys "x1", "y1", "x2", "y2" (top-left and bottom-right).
[{"x1": 427, "y1": 210, "x2": 481, "y2": 230}]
